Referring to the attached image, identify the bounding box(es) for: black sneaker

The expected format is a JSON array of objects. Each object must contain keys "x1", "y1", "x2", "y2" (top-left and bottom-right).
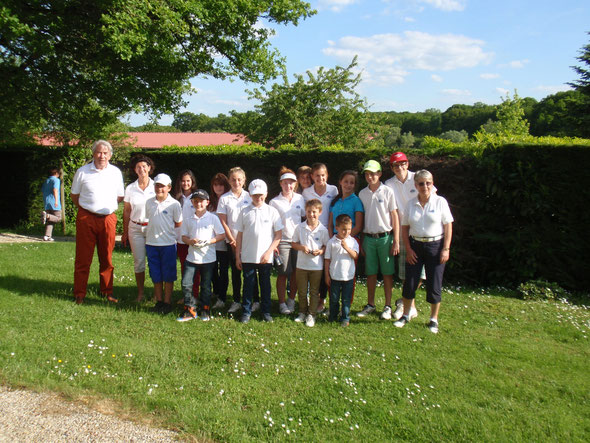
[
  {"x1": 160, "y1": 303, "x2": 173, "y2": 315},
  {"x1": 427, "y1": 320, "x2": 439, "y2": 334},
  {"x1": 151, "y1": 301, "x2": 165, "y2": 313}
]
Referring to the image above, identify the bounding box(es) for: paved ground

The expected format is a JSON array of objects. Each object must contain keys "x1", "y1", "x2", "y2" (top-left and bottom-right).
[
  {"x1": 0, "y1": 386, "x2": 179, "y2": 442},
  {"x1": 1, "y1": 232, "x2": 181, "y2": 442}
]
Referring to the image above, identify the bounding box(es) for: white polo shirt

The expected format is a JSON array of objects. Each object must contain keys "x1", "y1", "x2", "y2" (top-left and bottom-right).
[
  {"x1": 181, "y1": 211, "x2": 225, "y2": 264},
  {"x1": 145, "y1": 195, "x2": 183, "y2": 246},
  {"x1": 325, "y1": 236, "x2": 359, "y2": 281},
  {"x1": 217, "y1": 190, "x2": 252, "y2": 241},
  {"x1": 359, "y1": 183, "x2": 398, "y2": 234},
  {"x1": 124, "y1": 179, "x2": 155, "y2": 223},
  {"x1": 175, "y1": 194, "x2": 195, "y2": 244},
  {"x1": 269, "y1": 193, "x2": 305, "y2": 241},
  {"x1": 292, "y1": 221, "x2": 329, "y2": 271},
  {"x1": 71, "y1": 162, "x2": 124, "y2": 215},
  {"x1": 236, "y1": 203, "x2": 283, "y2": 264},
  {"x1": 385, "y1": 171, "x2": 437, "y2": 218},
  {"x1": 302, "y1": 184, "x2": 338, "y2": 227},
  {"x1": 402, "y1": 194, "x2": 453, "y2": 238}
]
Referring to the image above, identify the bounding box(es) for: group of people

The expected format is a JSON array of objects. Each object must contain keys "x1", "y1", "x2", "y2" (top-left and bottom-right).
[{"x1": 69, "y1": 140, "x2": 453, "y2": 333}]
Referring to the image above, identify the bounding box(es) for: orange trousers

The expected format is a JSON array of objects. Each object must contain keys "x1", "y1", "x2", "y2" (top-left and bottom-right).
[{"x1": 74, "y1": 207, "x2": 117, "y2": 300}]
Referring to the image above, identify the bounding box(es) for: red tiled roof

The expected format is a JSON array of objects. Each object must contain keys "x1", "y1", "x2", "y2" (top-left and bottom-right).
[
  {"x1": 36, "y1": 132, "x2": 250, "y2": 148},
  {"x1": 125, "y1": 132, "x2": 249, "y2": 148}
]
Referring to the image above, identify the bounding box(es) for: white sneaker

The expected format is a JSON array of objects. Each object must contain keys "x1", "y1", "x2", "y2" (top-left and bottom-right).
[
  {"x1": 380, "y1": 305, "x2": 392, "y2": 320},
  {"x1": 305, "y1": 314, "x2": 315, "y2": 327},
  {"x1": 251, "y1": 302, "x2": 260, "y2": 312},
  {"x1": 356, "y1": 304, "x2": 376, "y2": 317},
  {"x1": 393, "y1": 316, "x2": 409, "y2": 328},
  {"x1": 294, "y1": 313, "x2": 306, "y2": 323},
  {"x1": 286, "y1": 298, "x2": 296, "y2": 313},
  {"x1": 212, "y1": 299, "x2": 225, "y2": 310},
  {"x1": 408, "y1": 306, "x2": 418, "y2": 320},
  {"x1": 43, "y1": 236, "x2": 54, "y2": 242},
  {"x1": 279, "y1": 303, "x2": 291, "y2": 315},
  {"x1": 392, "y1": 299, "x2": 404, "y2": 320},
  {"x1": 228, "y1": 301, "x2": 241, "y2": 313},
  {"x1": 427, "y1": 320, "x2": 439, "y2": 334}
]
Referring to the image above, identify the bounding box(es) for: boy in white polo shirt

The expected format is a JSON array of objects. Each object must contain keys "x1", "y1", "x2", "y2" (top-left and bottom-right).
[
  {"x1": 292, "y1": 199, "x2": 330, "y2": 327},
  {"x1": 357, "y1": 160, "x2": 400, "y2": 320},
  {"x1": 325, "y1": 214, "x2": 359, "y2": 327},
  {"x1": 177, "y1": 189, "x2": 226, "y2": 322},
  {"x1": 145, "y1": 174, "x2": 183, "y2": 315},
  {"x1": 235, "y1": 179, "x2": 283, "y2": 323}
]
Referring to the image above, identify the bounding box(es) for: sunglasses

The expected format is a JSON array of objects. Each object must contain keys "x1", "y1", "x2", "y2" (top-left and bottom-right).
[{"x1": 417, "y1": 181, "x2": 432, "y2": 186}]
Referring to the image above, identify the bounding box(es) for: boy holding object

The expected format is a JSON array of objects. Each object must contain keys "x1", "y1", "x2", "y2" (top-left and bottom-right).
[{"x1": 177, "y1": 189, "x2": 226, "y2": 322}]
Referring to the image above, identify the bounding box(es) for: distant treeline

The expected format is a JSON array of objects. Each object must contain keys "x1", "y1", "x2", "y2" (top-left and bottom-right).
[{"x1": 130, "y1": 90, "x2": 588, "y2": 139}]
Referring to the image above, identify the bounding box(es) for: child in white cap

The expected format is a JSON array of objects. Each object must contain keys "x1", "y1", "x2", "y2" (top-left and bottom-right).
[
  {"x1": 235, "y1": 179, "x2": 283, "y2": 323},
  {"x1": 145, "y1": 173, "x2": 183, "y2": 315}
]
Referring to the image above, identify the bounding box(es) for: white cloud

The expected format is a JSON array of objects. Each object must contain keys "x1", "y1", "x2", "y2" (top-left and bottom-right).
[
  {"x1": 404, "y1": 16, "x2": 416, "y2": 22},
  {"x1": 431, "y1": 74, "x2": 443, "y2": 82},
  {"x1": 442, "y1": 89, "x2": 471, "y2": 96},
  {"x1": 480, "y1": 73, "x2": 500, "y2": 80},
  {"x1": 323, "y1": 31, "x2": 492, "y2": 85},
  {"x1": 501, "y1": 59, "x2": 530, "y2": 69},
  {"x1": 318, "y1": 0, "x2": 358, "y2": 12},
  {"x1": 495, "y1": 87, "x2": 510, "y2": 95},
  {"x1": 534, "y1": 84, "x2": 572, "y2": 94},
  {"x1": 420, "y1": 0, "x2": 466, "y2": 12}
]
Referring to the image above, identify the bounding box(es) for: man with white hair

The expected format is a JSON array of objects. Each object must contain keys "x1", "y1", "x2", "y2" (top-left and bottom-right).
[{"x1": 71, "y1": 140, "x2": 124, "y2": 304}]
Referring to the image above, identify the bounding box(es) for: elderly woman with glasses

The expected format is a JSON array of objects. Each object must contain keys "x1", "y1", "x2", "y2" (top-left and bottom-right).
[{"x1": 393, "y1": 170, "x2": 453, "y2": 334}]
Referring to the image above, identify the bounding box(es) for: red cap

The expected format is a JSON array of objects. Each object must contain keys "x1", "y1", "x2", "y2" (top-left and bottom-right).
[{"x1": 389, "y1": 152, "x2": 408, "y2": 164}]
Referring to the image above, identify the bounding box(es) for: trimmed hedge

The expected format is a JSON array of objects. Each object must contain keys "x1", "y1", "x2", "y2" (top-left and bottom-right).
[{"x1": 2, "y1": 142, "x2": 589, "y2": 291}]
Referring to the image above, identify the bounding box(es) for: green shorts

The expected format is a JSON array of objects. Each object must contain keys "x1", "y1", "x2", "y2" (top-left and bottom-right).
[{"x1": 363, "y1": 234, "x2": 395, "y2": 276}]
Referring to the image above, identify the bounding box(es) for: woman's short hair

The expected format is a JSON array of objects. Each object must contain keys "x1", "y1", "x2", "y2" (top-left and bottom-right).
[
  {"x1": 92, "y1": 140, "x2": 113, "y2": 154},
  {"x1": 129, "y1": 154, "x2": 155, "y2": 174},
  {"x1": 414, "y1": 169, "x2": 433, "y2": 183}
]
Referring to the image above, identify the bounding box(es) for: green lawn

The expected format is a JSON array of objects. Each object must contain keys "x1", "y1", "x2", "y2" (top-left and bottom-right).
[{"x1": 0, "y1": 241, "x2": 588, "y2": 441}]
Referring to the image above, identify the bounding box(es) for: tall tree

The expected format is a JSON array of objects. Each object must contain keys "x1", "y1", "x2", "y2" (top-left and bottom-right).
[
  {"x1": 568, "y1": 32, "x2": 590, "y2": 136},
  {"x1": 240, "y1": 57, "x2": 371, "y2": 148},
  {"x1": 0, "y1": 0, "x2": 314, "y2": 143}
]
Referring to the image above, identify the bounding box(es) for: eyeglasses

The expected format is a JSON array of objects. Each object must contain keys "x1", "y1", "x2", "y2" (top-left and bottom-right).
[
  {"x1": 417, "y1": 181, "x2": 432, "y2": 186},
  {"x1": 392, "y1": 162, "x2": 408, "y2": 168}
]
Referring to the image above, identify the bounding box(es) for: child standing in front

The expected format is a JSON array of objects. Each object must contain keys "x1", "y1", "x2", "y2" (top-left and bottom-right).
[
  {"x1": 177, "y1": 189, "x2": 226, "y2": 322},
  {"x1": 292, "y1": 199, "x2": 330, "y2": 327},
  {"x1": 145, "y1": 174, "x2": 183, "y2": 315},
  {"x1": 325, "y1": 214, "x2": 359, "y2": 327},
  {"x1": 302, "y1": 163, "x2": 337, "y2": 313},
  {"x1": 235, "y1": 179, "x2": 283, "y2": 323},
  {"x1": 357, "y1": 160, "x2": 400, "y2": 320}
]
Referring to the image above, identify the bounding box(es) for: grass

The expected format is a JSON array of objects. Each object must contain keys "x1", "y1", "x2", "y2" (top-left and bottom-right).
[{"x1": 0, "y1": 241, "x2": 589, "y2": 441}]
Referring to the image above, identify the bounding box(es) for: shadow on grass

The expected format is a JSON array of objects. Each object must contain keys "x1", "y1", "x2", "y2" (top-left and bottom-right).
[{"x1": 0, "y1": 275, "x2": 158, "y2": 312}]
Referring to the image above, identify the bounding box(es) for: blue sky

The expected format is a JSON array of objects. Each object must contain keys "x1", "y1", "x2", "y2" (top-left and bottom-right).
[{"x1": 125, "y1": 0, "x2": 590, "y2": 126}]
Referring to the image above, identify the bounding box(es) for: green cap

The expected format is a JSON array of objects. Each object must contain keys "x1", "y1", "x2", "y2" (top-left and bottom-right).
[{"x1": 362, "y1": 160, "x2": 382, "y2": 173}]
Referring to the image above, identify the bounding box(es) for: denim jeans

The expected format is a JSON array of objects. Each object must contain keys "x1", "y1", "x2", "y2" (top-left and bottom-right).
[
  {"x1": 329, "y1": 279, "x2": 354, "y2": 322},
  {"x1": 242, "y1": 263, "x2": 272, "y2": 316},
  {"x1": 182, "y1": 261, "x2": 214, "y2": 309}
]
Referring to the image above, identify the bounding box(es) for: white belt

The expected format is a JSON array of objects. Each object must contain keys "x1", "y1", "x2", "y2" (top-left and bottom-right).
[{"x1": 411, "y1": 234, "x2": 443, "y2": 242}]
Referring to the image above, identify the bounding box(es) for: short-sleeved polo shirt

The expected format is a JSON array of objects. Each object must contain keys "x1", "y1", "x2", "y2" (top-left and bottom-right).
[
  {"x1": 236, "y1": 203, "x2": 283, "y2": 264},
  {"x1": 181, "y1": 211, "x2": 225, "y2": 264},
  {"x1": 145, "y1": 195, "x2": 183, "y2": 246},
  {"x1": 359, "y1": 183, "x2": 398, "y2": 234},
  {"x1": 124, "y1": 178, "x2": 155, "y2": 223},
  {"x1": 71, "y1": 162, "x2": 124, "y2": 215},
  {"x1": 402, "y1": 194, "x2": 453, "y2": 238},
  {"x1": 270, "y1": 193, "x2": 305, "y2": 241},
  {"x1": 292, "y1": 221, "x2": 330, "y2": 271}
]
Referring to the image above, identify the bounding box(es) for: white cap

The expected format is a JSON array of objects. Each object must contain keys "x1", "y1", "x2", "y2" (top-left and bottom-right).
[
  {"x1": 248, "y1": 179, "x2": 268, "y2": 195},
  {"x1": 280, "y1": 172, "x2": 297, "y2": 181},
  {"x1": 154, "y1": 173, "x2": 172, "y2": 186}
]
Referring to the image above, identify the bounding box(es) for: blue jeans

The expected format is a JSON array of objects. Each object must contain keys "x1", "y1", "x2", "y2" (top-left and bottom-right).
[
  {"x1": 182, "y1": 261, "x2": 214, "y2": 309},
  {"x1": 242, "y1": 263, "x2": 272, "y2": 316},
  {"x1": 329, "y1": 279, "x2": 354, "y2": 322}
]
